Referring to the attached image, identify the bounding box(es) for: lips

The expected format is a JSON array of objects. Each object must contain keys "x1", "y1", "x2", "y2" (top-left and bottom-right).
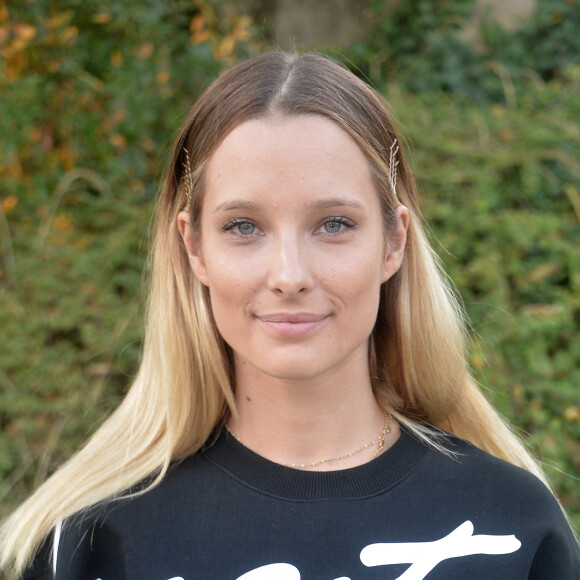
[{"x1": 257, "y1": 312, "x2": 329, "y2": 338}]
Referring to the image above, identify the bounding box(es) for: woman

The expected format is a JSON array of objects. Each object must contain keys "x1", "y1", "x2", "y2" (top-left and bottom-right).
[{"x1": 2, "y1": 51, "x2": 579, "y2": 579}]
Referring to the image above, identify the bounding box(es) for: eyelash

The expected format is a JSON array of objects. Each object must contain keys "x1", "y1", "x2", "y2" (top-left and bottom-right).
[
  {"x1": 222, "y1": 218, "x2": 259, "y2": 236},
  {"x1": 222, "y1": 216, "x2": 356, "y2": 237},
  {"x1": 316, "y1": 216, "x2": 356, "y2": 235}
]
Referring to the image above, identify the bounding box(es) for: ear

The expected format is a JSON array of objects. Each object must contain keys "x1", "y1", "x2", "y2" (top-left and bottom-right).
[
  {"x1": 177, "y1": 210, "x2": 209, "y2": 286},
  {"x1": 381, "y1": 205, "x2": 409, "y2": 283}
]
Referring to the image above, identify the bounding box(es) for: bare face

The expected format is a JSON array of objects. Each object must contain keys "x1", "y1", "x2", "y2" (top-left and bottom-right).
[{"x1": 179, "y1": 115, "x2": 407, "y2": 384}]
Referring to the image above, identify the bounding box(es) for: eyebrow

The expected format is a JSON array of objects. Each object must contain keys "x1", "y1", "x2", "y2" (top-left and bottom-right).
[
  {"x1": 213, "y1": 200, "x2": 260, "y2": 214},
  {"x1": 212, "y1": 197, "x2": 364, "y2": 214},
  {"x1": 311, "y1": 197, "x2": 364, "y2": 210}
]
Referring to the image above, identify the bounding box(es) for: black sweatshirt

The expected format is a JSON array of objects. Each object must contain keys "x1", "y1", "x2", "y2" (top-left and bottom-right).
[{"x1": 23, "y1": 426, "x2": 580, "y2": 579}]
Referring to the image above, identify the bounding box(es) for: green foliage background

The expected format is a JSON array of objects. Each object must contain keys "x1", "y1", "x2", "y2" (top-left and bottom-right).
[{"x1": 1, "y1": 0, "x2": 578, "y2": 552}]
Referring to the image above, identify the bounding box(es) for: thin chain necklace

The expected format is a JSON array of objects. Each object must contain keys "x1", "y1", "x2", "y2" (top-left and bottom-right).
[{"x1": 226, "y1": 410, "x2": 391, "y2": 470}]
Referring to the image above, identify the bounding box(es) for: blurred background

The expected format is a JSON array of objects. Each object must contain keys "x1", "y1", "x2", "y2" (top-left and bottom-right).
[{"x1": 1, "y1": 0, "x2": 579, "y2": 542}]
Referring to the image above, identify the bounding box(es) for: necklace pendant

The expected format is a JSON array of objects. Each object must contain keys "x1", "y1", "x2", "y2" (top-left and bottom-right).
[{"x1": 330, "y1": 458, "x2": 336, "y2": 465}]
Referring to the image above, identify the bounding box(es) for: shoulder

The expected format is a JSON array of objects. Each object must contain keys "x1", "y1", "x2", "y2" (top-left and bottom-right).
[
  {"x1": 429, "y1": 430, "x2": 564, "y2": 514},
  {"x1": 418, "y1": 428, "x2": 551, "y2": 499},
  {"x1": 21, "y1": 453, "x2": 210, "y2": 579},
  {"x1": 401, "y1": 427, "x2": 569, "y2": 531}
]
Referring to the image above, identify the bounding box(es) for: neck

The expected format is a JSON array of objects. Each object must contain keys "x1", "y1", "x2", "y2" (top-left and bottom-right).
[{"x1": 227, "y1": 362, "x2": 399, "y2": 471}]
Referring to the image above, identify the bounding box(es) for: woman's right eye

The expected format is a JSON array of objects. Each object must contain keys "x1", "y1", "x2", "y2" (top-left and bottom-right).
[{"x1": 223, "y1": 219, "x2": 257, "y2": 236}]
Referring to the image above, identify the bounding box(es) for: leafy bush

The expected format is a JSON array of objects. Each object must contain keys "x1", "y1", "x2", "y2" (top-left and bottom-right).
[{"x1": 348, "y1": 0, "x2": 580, "y2": 101}]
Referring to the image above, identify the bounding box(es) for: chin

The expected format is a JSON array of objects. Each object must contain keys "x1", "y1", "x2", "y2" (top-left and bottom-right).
[{"x1": 254, "y1": 353, "x2": 355, "y2": 384}]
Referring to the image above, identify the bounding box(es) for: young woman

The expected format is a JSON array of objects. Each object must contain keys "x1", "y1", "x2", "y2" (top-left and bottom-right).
[{"x1": 2, "y1": 51, "x2": 579, "y2": 580}]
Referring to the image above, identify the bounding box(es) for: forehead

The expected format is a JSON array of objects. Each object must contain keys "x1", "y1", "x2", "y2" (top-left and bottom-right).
[{"x1": 202, "y1": 115, "x2": 378, "y2": 212}]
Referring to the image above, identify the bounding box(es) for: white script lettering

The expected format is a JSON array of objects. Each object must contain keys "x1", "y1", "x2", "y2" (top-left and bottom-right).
[
  {"x1": 360, "y1": 520, "x2": 521, "y2": 580},
  {"x1": 236, "y1": 563, "x2": 301, "y2": 579}
]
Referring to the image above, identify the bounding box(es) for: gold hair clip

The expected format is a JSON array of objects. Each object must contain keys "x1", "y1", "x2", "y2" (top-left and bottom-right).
[
  {"x1": 182, "y1": 147, "x2": 194, "y2": 211},
  {"x1": 388, "y1": 139, "x2": 400, "y2": 199}
]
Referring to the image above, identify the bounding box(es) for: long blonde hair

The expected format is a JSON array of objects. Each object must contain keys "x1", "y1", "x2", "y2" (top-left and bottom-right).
[{"x1": 0, "y1": 51, "x2": 550, "y2": 574}]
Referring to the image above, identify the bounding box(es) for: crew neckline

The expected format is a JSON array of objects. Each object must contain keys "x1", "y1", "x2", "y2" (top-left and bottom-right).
[{"x1": 202, "y1": 425, "x2": 431, "y2": 501}]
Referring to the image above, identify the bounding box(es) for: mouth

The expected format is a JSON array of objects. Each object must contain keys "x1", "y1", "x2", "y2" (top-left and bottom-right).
[{"x1": 257, "y1": 313, "x2": 329, "y2": 338}]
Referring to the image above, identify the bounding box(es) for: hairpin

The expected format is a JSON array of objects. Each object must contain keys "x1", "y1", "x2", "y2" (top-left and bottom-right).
[
  {"x1": 388, "y1": 139, "x2": 400, "y2": 198},
  {"x1": 182, "y1": 147, "x2": 193, "y2": 211}
]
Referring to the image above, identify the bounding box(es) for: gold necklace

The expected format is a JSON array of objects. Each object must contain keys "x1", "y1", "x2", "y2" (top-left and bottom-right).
[{"x1": 226, "y1": 410, "x2": 391, "y2": 469}]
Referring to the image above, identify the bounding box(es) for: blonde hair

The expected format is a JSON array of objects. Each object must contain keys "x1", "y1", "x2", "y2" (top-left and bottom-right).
[{"x1": 0, "y1": 51, "x2": 551, "y2": 574}]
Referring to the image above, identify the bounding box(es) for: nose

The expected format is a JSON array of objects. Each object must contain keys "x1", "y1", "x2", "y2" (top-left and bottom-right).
[{"x1": 267, "y1": 235, "x2": 313, "y2": 297}]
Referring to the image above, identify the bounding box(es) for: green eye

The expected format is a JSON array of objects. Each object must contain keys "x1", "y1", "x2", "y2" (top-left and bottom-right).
[
  {"x1": 224, "y1": 219, "x2": 257, "y2": 235},
  {"x1": 320, "y1": 217, "x2": 355, "y2": 234},
  {"x1": 236, "y1": 222, "x2": 255, "y2": 235},
  {"x1": 324, "y1": 221, "x2": 343, "y2": 233}
]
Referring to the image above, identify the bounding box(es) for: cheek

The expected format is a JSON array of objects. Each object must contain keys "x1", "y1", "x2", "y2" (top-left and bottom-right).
[
  {"x1": 203, "y1": 259, "x2": 255, "y2": 323},
  {"x1": 204, "y1": 252, "x2": 255, "y2": 290},
  {"x1": 205, "y1": 285, "x2": 245, "y2": 350},
  {"x1": 326, "y1": 249, "x2": 385, "y2": 291},
  {"x1": 318, "y1": 253, "x2": 384, "y2": 322}
]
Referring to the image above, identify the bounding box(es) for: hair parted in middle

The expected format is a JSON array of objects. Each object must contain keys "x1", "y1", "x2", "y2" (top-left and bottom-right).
[
  {"x1": 0, "y1": 50, "x2": 548, "y2": 576},
  {"x1": 156, "y1": 50, "x2": 542, "y2": 464}
]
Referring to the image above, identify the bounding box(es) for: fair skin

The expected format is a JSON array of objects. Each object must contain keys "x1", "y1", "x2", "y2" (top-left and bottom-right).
[{"x1": 179, "y1": 115, "x2": 409, "y2": 470}]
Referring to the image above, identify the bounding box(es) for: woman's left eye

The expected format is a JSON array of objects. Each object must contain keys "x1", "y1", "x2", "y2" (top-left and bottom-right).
[{"x1": 318, "y1": 217, "x2": 355, "y2": 235}]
